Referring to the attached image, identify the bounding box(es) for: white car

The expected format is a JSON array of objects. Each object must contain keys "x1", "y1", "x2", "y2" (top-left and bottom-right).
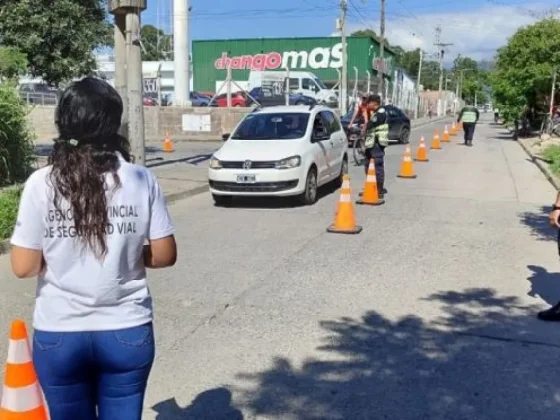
[{"x1": 208, "y1": 105, "x2": 349, "y2": 206}]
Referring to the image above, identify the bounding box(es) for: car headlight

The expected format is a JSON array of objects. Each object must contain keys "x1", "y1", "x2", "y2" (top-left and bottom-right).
[
  {"x1": 276, "y1": 155, "x2": 301, "y2": 169},
  {"x1": 209, "y1": 157, "x2": 222, "y2": 169}
]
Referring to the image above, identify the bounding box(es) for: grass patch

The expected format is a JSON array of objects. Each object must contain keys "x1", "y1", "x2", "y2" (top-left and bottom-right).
[
  {"x1": 0, "y1": 186, "x2": 21, "y2": 240},
  {"x1": 542, "y1": 144, "x2": 560, "y2": 176}
]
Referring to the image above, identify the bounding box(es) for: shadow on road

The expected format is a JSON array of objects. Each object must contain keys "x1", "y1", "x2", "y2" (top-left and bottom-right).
[
  {"x1": 218, "y1": 182, "x2": 340, "y2": 210},
  {"x1": 518, "y1": 205, "x2": 557, "y2": 242},
  {"x1": 152, "y1": 388, "x2": 243, "y2": 420},
  {"x1": 527, "y1": 265, "x2": 560, "y2": 306},
  {"x1": 223, "y1": 288, "x2": 558, "y2": 419}
]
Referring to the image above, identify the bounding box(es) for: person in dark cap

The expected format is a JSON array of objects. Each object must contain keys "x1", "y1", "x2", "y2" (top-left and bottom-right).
[{"x1": 362, "y1": 94, "x2": 389, "y2": 198}]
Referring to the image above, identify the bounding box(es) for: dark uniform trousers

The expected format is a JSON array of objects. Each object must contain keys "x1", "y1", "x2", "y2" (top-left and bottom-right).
[
  {"x1": 463, "y1": 122, "x2": 476, "y2": 143},
  {"x1": 364, "y1": 142, "x2": 385, "y2": 191}
]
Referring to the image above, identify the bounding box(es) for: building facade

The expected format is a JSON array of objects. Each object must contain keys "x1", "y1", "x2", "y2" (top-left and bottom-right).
[{"x1": 191, "y1": 36, "x2": 396, "y2": 93}]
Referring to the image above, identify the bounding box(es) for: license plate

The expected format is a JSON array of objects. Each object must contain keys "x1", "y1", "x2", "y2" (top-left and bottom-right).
[{"x1": 236, "y1": 174, "x2": 256, "y2": 183}]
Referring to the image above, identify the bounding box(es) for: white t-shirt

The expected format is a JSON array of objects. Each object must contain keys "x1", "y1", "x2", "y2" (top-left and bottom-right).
[{"x1": 11, "y1": 153, "x2": 175, "y2": 332}]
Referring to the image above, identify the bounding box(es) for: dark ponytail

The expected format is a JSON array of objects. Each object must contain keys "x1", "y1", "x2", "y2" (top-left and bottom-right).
[{"x1": 48, "y1": 77, "x2": 130, "y2": 258}]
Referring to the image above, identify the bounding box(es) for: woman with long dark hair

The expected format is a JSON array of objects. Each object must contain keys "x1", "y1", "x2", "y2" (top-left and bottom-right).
[{"x1": 10, "y1": 77, "x2": 177, "y2": 419}]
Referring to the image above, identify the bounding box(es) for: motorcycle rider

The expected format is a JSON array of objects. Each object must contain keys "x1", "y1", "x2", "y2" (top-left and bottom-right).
[{"x1": 494, "y1": 107, "x2": 499, "y2": 123}]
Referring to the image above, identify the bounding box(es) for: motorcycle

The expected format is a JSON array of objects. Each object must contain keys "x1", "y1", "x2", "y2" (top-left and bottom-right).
[{"x1": 494, "y1": 113, "x2": 499, "y2": 123}]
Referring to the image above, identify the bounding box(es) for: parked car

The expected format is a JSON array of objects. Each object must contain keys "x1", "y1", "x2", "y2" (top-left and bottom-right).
[
  {"x1": 19, "y1": 83, "x2": 59, "y2": 105},
  {"x1": 246, "y1": 87, "x2": 317, "y2": 107},
  {"x1": 209, "y1": 92, "x2": 247, "y2": 107},
  {"x1": 190, "y1": 91, "x2": 211, "y2": 107},
  {"x1": 208, "y1": 105, "x2": 348, "y2": 206},
  {"x1": 340, "y1": 104, "x2": 411, "y2": 144},
  {"x1": 143, "y1": 97, "x2": 158, "y2": 106}
]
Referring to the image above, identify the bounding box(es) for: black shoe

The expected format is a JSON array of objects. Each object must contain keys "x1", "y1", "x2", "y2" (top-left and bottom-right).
[
  {"x1": 381, "y1": 188, "x2": 388, "y2": 195},
  {"x1": 537, "y1": 302, "x2": 560, "y2": 321}
]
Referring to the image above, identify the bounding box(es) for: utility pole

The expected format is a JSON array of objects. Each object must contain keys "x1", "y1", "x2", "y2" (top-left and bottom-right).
[
  {"x1": 414, "y1": 49, "x2": 423, "y2": 119},
  {"x1": 378, "y1": 0, "x2": 386, "y2": 99},
  {"x1": 110, "y1": 0, "x2": 147, "y2": 166},
  {"x1": 434, "y1": 26, "x2": 453, "y2": 117},
  {"x1": 550, "y1": 67, "x2": 557, "y2": 119},
  {"x1": 339, "y1": 0, "x2": 348, "y2": 113},
  {"x1": 174, "y1": 0, "x2": 191, "y2": 106}
]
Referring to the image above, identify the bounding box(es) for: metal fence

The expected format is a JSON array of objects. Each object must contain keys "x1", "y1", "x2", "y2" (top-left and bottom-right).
[{"x1": 19, "y1": 92, "x2": 58, "y2": 106}]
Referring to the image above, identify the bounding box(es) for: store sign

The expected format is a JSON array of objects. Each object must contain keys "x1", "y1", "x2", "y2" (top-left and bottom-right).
[
  {"x1": 214, "y1": 43, "x2": 343, "y2": 71},
  {"x1": 372, "y1": 55, "x2": 393, "y2": 74}
]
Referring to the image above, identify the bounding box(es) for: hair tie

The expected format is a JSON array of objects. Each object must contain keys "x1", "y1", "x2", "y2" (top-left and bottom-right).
[{"x1": 68, "y1": 139, "x2": 79, "y2": 147}]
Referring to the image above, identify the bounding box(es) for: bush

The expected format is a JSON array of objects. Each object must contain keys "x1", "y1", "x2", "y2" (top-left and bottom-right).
[
  {"x1": 0, "y1": 82, "x2": 35, "y2": 186},
  {"x1": 0, "y1": 186, "x2": 21, "y2": 240}
]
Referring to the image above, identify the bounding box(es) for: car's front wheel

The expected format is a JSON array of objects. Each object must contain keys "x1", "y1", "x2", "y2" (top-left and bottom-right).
[
  {"x1": 212, "y1": 194, "x2": 233, "y2": 207},
  {"x1": 298, "y1": 167, "x2": 318, "y2": 206},
  {"x1": 399, "y1": 126, "x2": 410, "y2": 144}
]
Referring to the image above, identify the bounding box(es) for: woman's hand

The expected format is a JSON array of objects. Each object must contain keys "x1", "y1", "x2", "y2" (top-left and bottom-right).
[{"x1": 549, "y1": 209, "x2": 560, "y2": 228}]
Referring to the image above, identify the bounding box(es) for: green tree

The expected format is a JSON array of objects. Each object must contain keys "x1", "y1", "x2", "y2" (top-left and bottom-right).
[
  {"x1": 0, "y1": 0, "x2": 111, "y2": 86},
  {"x1": 0, "y1": 47, "x2": 27, "y2": 79},
  {"x1": 140, "y1": 25, "x2": 173, "y2": 61},
  {"x1": 0, "y1": 82, "x2": 35, "y2": 186},
  {"x1": 491, "y1": 18, "x2": 560, "y2": 122}
]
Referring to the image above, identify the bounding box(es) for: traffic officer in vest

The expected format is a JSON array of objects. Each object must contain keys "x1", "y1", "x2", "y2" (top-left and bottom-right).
[
  {"x1": 363, "y1": 94, "x2": 389, "y2": 197},
  {"x1": 457, "y1": 102, "x2": 480, "y2": 147}
]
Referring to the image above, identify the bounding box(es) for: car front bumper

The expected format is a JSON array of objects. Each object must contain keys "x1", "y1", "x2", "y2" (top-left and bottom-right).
[{"x1": 208, "y1": 167, "x2": 306, "y2": 197}]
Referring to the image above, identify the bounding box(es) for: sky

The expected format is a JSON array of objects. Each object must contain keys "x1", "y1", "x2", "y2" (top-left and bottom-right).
[{"x1": 142, "y1": 0, "x2": 560, "y2": 63}]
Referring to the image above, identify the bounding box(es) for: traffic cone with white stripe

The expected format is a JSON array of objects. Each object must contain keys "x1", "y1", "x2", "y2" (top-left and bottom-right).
[
  {"x1": 450, "y1": 122, "x2": 457, "y2": 136},
  {"x1": 442, "y1": 125, "x2": 451, "y2": 142},
  {"x1": 327, "y1": 174, "x2": 362, "y2": 234},
  {"x1": 356, "y1": 159, "x2": 385, "y2": 206},
  {"x1": 415, "y1": 136, "x2": 429, "y2": 162},
  {"x1": 0, "y1": 320, "x2": 47, "y2": 420},
  {"x1": 397, "y1": 146, "x2": 417, "y2": 179},
  {"x1": 431, "y1": 129, "x2": 442, "y2": 150}
]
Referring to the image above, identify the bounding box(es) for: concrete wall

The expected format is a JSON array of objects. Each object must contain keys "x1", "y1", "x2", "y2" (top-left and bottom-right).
[{"x1": 28, "y1": 106, "x2": 253, "y2": 143}]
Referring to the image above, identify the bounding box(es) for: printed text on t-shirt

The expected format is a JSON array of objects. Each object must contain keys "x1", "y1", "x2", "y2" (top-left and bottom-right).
[{"x1": 44, "y1": 205, "x2": 139, "y2": 238}]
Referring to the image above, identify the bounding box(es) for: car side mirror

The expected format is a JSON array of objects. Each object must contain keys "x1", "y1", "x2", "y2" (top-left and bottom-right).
[{"x1": 222, "y1": 133, "x2": 230, "y2": 141}]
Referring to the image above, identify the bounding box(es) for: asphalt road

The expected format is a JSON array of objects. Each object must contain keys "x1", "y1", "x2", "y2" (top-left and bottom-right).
[{"x1": 3, "y1": 114, "x2": 560, "y2": 419}]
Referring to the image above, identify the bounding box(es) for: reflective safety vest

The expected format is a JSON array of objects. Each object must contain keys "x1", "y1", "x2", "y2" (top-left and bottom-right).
[
  {"x1": 365, "y1": 107, "x2": 389, "y2": 148},
  {"x1": 462, "y1": 107, "x2": 478, "y2": 123}
]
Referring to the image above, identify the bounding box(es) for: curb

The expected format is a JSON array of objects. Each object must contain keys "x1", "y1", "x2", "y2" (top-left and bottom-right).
[
  {"x1": 0, "y1": 116, "x2": 448, "y2": 255},
  {"x1": 517, "y1": 138, "x2": 560, "y2": 191}
]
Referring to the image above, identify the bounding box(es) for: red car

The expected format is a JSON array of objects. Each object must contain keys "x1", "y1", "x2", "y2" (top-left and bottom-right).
[{"x1": 210, "y1": 92, "x2": 247, "y2": 107}]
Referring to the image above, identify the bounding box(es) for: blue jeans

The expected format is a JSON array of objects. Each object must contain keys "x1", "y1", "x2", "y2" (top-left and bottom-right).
[{"x1": 33, "y1": 323, "x2": 155, "y2": 420}]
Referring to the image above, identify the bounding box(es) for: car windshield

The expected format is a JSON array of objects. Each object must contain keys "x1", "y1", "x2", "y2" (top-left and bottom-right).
[
  {"x1": 314, "y1": 78, "x2": 327, "y2": 89},
  {"x1": 231, "y1": 112, "x2": 310, "y2": 140}
]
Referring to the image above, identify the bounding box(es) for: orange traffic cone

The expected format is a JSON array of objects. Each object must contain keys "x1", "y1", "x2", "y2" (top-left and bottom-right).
[
  {"x1": 327, "y1": 175, "x2": 362, "y2": 234},
  {"x1": 0, "y1": 320, "x2": 48, "y2": 420},
  {"x1": 442, "y1": 125, "x2": 451, "y2": 142},
  {"x1": 415, "y1": 136, "x2": 429, "y2": 162},
  {"x1": 163, "y1": 131, "x2": 174, "y2": 153},
  {"x1": 431, "y1": 130, "x2": 442, "y2": 150},
  {"x1": 397, "y1": 146, "x2": 417, "y2": 179},
  {"x1": 450, "y1": 122, "x2": 457, "y2": 136},
  {"x1": 356, "y1": 159, "x2": 385, "y2": 206}
]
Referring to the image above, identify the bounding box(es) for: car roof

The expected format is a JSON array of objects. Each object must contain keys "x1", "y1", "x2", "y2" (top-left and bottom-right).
[{"x1": 253, "y1": 105, "x2": 331, "y2": 114}]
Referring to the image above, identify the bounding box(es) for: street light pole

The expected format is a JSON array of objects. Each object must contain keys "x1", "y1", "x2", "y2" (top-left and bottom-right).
[
  {"x1": 378, "y1": 0, "x2": 386, "y2": 98},
  {"x1": 339, "y1": 0, "x2": 348, "y2": 113},
  {"x1": 414, "y1": 49, "x2": 423, "y2": 119}
]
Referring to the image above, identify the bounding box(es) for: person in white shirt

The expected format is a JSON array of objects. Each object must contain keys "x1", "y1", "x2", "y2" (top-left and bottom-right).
[{"x1": 10, "y1": 77, "x2": 177, "y2": 420}]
